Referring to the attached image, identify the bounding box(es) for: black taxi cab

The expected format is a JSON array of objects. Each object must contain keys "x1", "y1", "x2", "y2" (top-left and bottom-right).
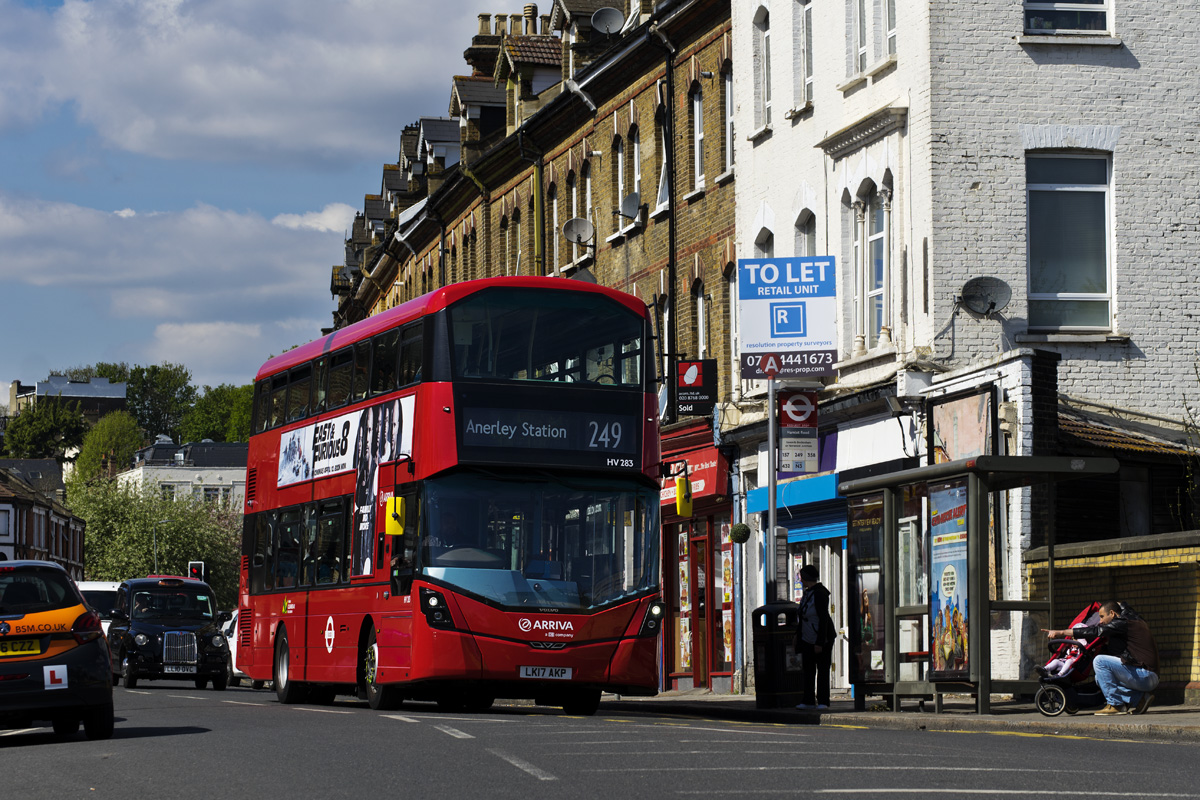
[
  {"x1": 0, "y1": 560, "x2": 115, "y2": 739},
  {"x1": 108, "y1": 576, "x2": 231, "y2": 689}
]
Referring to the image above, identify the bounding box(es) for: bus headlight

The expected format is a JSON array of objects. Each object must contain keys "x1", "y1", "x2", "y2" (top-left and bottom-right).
[
  {"x1": 639, "y1": 601, "x2": 665, "y2": 637},
  {"x1": 419, "y1": 587, "x2": 455, "y2": 630}
]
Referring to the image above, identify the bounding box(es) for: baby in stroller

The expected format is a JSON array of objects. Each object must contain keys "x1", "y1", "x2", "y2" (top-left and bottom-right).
[
  {"x1": 1033, "y1": 601, "x2": 1107, "y2": 716},
  {"x1": 1037, "y1": 638, "x2": 1087, "y2": 678}
]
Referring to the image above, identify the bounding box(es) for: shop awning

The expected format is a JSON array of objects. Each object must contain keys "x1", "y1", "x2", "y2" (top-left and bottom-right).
[{"x1": 838, "y1": 455, "x2": 1120, "y2": 495}]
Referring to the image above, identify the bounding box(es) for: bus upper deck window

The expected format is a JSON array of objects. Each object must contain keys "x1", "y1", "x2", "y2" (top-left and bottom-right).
[
  {"x1": 371, "y1": 329, "x2": 399, "y2": 396},
  {"x1": 287, "y1": 365, "x2": 312, "y2": 422},
  {"x1": 399, "y1": 325, "x2": 423, "y2": 386},
  {"x1": 269, "y1": 373, "x2": 288, "y2": 429},
  {"x1": 312, "y1": 357, "x2": 329, "y2": 415},
  {"x1": 328, "y1": 349, "x2": 352, "y2": 409},
  {"x1": 352, "y1": 340, "x2": 371, "y2": 402}
]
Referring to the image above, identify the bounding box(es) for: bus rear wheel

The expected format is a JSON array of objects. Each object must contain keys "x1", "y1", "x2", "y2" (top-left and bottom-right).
[
  {"x1": 274, "y1": 627, "x2": 308, "y2": 704},
  {"x1": 363, "y1": 630, "x2": 403, "y2": 711}
]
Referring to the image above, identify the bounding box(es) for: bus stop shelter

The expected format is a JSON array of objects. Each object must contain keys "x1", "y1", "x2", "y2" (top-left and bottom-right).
[{"x1": 837, "y1": 455, "x2": 1119, "y2": 714}]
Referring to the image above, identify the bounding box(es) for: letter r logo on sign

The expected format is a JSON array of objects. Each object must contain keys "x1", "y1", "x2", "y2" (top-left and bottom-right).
[
  {"x1": 44, "y1": 665, "x2": 68, "y2": 690},
  {"x1": 770, "y1": 302, "x2": 807, "y2": 337}
]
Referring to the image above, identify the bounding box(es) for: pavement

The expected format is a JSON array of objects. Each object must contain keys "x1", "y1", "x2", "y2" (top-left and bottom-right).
[{"x1": 599, "y1": 689, "x2": 1200, "y2": 743}]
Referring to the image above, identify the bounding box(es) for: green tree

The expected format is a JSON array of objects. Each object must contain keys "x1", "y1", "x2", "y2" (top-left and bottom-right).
[
  {"x1": 69, "y1": 480, "x2": 241, "y2": 608},
  {"x1": 72, "y1": 410, "x2": 145, "y2": 483},
  {"x1": 4, "y1": 397, "x2": 89, "y2": 459},
  {"x1": 126, "y1": 363, "x2": 198, "y2": 444},
  {"x1": 181, "y1": 383, "x2": 254, "y2": 443}
]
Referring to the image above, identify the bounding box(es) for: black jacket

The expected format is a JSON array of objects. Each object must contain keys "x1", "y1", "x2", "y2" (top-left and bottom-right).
[
  {"x1": 796, "y1": 582, "x2": 836, "y2": 648},
  {"x1": 1072, "y1": 606, "x2": 1159, "y2": 672}
]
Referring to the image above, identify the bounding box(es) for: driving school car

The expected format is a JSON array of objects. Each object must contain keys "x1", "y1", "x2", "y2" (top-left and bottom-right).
[{"x1": 0, "y1": 560, "x2": 115, "y2": 740}]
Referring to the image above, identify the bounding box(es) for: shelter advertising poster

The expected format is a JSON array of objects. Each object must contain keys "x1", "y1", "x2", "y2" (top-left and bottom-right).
[
  {"x1": 929, "y1": 479, "x2": 969, "y2": 680},
  {"x1": 848, "y1": 494, "x2": 884, "y2": 682}
]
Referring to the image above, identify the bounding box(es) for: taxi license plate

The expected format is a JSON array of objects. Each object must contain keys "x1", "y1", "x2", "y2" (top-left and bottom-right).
[
  {"x1": 519, "y1": 666, "x2": 572, "y2": 680},
  {"x1": 0, "y1": 639, "x2": 41, "y2": 657},
  {"x1": 164, "y1": 665, "x2": 196, "y2": 674}
]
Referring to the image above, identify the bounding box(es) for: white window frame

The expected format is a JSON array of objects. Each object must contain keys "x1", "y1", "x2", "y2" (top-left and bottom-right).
[
  {"x1": 794, "y1": 0, "x2": 814, "y2": 105},
  {"x1": 795, "y1": 212, "x2": 816, "y2": 257},
  {"x1": 549, "y1": 185, "x2": 560, "y2": 274},
  {"x1": 1025, "y1": 153, "x2": 1112, "y2": 331},
  {"x1": 1024, "y1": 1, "x2": 1110, "y2": 35},
  {"x1": 615, "y1": 136, "x2": 626, "y2": 229},
  {"x1": 722, "y1": 70, "x2": 735, "y2": 171},
  {"x1": 753, "y1": 8, "x2": 772, "y2": 128},
  {"x1": 856, "y1": 0, "x2": 868, "y2": 74},
  {"x1": 569, "y1": 174, "x2": 580, "y2": 263},
  {"x1": 886, "y1": 0, "x2": 897, "y2": 54},
  {"x1": 695, "y1": 290, "x2": 708, "y2": 359},
  {"x1": 655, "y1": 123, "x2": 670, "y2": 213},
  {"x1": 851, "y1": 189, "x2": 892, "y2": 353},
  {"x1": 691, "y1": 87, "x2": 705, "y2": 191}
]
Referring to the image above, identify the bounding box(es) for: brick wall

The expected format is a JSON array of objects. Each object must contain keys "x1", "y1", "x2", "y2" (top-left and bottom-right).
[{"x1": 1026, "y1": 531, "x2": 1200, "y2": 704}]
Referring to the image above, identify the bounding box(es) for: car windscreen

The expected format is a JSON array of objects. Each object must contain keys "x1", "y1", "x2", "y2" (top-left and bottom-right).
[
  {"x1": 81, "y1": 590, "x2": 119, "y2": 617},
  {"x1": 132, "y1": 588, "x2": 216, "y2": 621},
  {"x1": 0, "y1": 566, "x2": 81, "y2": 615}
]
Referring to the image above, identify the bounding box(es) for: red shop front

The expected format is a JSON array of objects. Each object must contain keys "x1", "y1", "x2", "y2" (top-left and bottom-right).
[{"x1": 660, "y1": 422, "x2": 734, "y2": 693}]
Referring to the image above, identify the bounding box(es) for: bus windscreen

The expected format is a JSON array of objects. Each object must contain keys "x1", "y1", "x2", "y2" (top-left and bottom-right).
[{"x1": 419, "y1": 473, "x2": 660, "y2": 612}]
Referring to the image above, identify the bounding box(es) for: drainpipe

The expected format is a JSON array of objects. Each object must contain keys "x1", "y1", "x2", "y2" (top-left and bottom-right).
[{"x1": 648, "y1": 22, "x2": 678, "y2": 424}]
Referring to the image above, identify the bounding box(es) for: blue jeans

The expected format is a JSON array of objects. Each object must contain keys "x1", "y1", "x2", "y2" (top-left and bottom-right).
[{"x1": 1092, "y1": 654, "x2": 1159, "y2": 707}]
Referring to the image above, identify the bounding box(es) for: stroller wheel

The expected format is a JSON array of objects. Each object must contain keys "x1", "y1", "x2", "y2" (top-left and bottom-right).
[{"x1": 1035, "y1": 684, "x2": 1068, "y2": 717}]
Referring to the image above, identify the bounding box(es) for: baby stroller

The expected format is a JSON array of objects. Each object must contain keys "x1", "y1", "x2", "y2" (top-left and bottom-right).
[{"x1": 1033, "y1": 601, "x2": 1107, "y2": 716}]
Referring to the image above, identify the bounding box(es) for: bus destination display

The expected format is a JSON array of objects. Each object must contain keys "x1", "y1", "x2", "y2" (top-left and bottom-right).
[{"x1": 462, "y1": 407, "x2": 636, "y2": 457}]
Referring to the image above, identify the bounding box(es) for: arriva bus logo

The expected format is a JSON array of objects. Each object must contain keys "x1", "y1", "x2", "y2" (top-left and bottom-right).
[{"x1": 518, "y1": 618, "x2": 575, "y2": 633}]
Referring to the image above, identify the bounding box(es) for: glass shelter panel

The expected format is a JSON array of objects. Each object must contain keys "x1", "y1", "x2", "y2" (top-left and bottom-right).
[{"x1": 848, "y1": 493, "x2": 884, "y2": 682}]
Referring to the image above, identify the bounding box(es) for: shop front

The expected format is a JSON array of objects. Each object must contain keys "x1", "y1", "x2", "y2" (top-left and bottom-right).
[{"x1": 661, "y1": 425, "x2": 734, "y2": 692}]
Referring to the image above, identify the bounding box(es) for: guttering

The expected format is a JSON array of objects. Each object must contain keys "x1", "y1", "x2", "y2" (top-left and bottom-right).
[{"x1": 648, "y1": 19, "x2": 679, "y2": 425}]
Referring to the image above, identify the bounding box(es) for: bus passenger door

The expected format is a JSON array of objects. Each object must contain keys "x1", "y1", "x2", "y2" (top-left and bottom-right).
[{"x1": 381, "y1": 483, "x2": 418, "y2": 673}]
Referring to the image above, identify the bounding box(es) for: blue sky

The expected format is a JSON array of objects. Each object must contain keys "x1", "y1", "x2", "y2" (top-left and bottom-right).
[{"x1": 0, "y1": 0, "x2": 495, "y2": 394}]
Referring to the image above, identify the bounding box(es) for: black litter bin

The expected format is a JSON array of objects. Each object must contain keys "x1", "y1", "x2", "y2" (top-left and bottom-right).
[{"x1": 752, "y1": 601, "x2": 804, "y2": 709}]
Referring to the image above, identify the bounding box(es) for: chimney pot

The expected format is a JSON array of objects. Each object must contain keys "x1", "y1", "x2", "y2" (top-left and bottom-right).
[
  {"x1": 524, "y1": 4, "x2": 537, "y2": 35},
  {"x1": 540, "y1": 14, "x2": 550, "y2": 34}
]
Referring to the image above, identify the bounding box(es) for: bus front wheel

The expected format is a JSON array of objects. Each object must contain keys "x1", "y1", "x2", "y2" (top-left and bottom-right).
[
  {"x1": 274, "y1": 627, "x2": 308, "y2": 704},
  {"x1": 363, "y1": 630, "x2": 403, "y2": 711}
]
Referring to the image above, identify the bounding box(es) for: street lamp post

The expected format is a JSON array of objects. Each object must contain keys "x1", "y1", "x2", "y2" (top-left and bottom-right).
[{"x1": 153, "y1": 519, "x2": 171, "y2": 574}]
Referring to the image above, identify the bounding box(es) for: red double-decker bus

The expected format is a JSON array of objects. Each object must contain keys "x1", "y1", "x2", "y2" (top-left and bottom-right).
[{"x1": 237, "y1": 277, "x2": 664, "y2": 715}]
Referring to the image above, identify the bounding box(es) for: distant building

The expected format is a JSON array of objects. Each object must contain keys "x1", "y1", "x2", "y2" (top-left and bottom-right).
[
  {"x1": 0, "y1": 466, "x2": 86, "y2": 577},
  {"x1": 0, "y1": 459, "x2": 66, "y2": 505},
  {"x1": 116, "y1": 437, "x2": 248, "y2": 508},
  {"x1": 9, "y1": 376, "x2": 128, "y2": 425}
]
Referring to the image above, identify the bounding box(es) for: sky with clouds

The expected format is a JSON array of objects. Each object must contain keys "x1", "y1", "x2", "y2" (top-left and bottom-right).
[{"x1": 0, "y1": 0, "x2": 496, "y2": 395}]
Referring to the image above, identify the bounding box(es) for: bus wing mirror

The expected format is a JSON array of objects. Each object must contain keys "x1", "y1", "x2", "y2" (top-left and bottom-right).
[
  {"x1": 675, "y1": 474, "x2": 693, "y2": 518},
  {"x1": 386, "y1": 497, "x2": 406, "y2": 536}
]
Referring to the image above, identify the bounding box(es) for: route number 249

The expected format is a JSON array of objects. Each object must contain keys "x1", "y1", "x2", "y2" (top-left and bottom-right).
[{"x1": 587, "y1": 421, "x2": 622, "y2": 449}]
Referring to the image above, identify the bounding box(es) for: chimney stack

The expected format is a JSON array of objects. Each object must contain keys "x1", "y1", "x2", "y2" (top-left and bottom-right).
[
  {"x1": 540, "y1": 14, "x2": 550, "y2": 34},
  {"x1": 494, "y1": 13, "x2": 508, "y2": 35},
  {"x1": 478, "y1": 13, "x2": 491, "y2": 34}
]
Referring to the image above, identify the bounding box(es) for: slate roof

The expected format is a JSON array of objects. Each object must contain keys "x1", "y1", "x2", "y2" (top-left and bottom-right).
[
  {"x1": 0, "y1": 459, "x2": 63, "y2": 500},
  {"x1": 502, "y1": 35, "x2": 562, "y2": 67},
  {"x1": 364, "y1": 195, "x2": 388, "y2": 222},
  {"x1": 382, "y1": 165, "x2": 405, "y2": 194},
  {"x1": 452, "y1": 75, "x2": 507, "y2": 108}
]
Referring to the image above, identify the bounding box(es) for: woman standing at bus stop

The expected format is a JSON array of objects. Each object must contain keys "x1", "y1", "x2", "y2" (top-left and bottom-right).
[{"x1": 795, "y1": 565, "x2": 836, "y2": 710}]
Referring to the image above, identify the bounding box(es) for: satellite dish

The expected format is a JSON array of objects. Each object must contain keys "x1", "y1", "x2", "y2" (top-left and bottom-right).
[
  {"x1": 618, "y1": 191, "x2": 641, "y2": 221},
  {"x1": 591, "y1": 7, "x2": 624, "y2": 35},
  {"x1": 960, "y1": 276, "x2": 1012, "y2": 317},
  {"x1": 562, "y1": 217, "x2": 595, "y2": 244}
]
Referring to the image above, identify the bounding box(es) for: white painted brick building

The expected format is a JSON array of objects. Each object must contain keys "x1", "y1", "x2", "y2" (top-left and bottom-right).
[{"x1": 727, "y1": 0, "x2": 1199, "y2": 692}]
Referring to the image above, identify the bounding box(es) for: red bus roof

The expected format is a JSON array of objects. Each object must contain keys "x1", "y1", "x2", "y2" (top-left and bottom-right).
[{"x1": 255, "y1": 276, "x2": 648, "y2": 382}]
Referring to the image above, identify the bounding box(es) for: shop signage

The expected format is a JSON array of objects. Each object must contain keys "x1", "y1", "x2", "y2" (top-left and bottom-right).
[{"x1": 660, "y1": 447, "x2": 728, "y2": 506}]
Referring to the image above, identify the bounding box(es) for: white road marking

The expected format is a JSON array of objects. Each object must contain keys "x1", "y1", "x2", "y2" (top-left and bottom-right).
[
  {"x1": 293, "y1": 707, "x2": 354, "y2": 714},
  {"x1": 382, "y1": 714, "x2": 421, "y2": 723},
  {"x1": 592, "y1": 766, "x2": 1096, "y2": 774},
  {"x1": 222, "y1": 700, "x2": 272, "y2": 707},
  {"x1": 125, "y1": 690, "x2": 152, "y2": 695},
  {"x1": 168, "y1": 695, "x2": 206, "y2": 700},
  {"x1": 678, "y1": 793, "x2": 1200, "y2": 798},
  {"x1": 434, "y1": 724, "x2": 474, "y2": 739},
  {"x1": 487, "y1": 749, "x2": 558, "y2": 781}
]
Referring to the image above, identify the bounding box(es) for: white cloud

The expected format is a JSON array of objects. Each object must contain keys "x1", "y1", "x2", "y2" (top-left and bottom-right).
[
  {"x1": 0, "y1": 0, "x2": 497, "y2": 166},
  {"x1": 273, "y1": 203, "x2": 356, "y2": 234},
  {"x1": 0, "y1": 191, "x2": 341, "y2": 387}
]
